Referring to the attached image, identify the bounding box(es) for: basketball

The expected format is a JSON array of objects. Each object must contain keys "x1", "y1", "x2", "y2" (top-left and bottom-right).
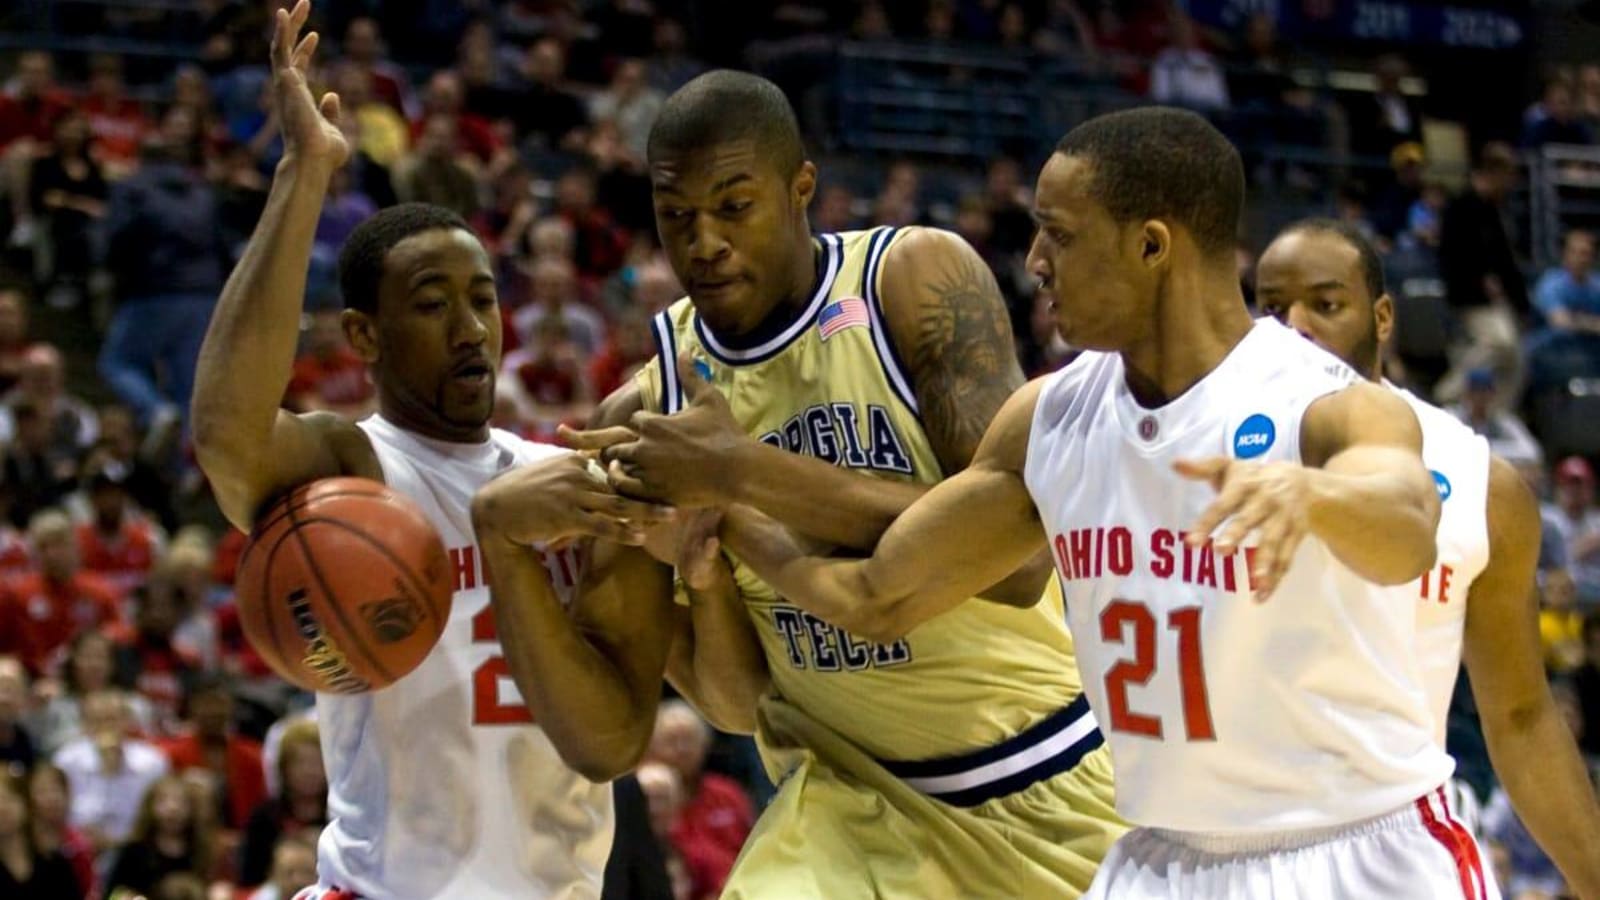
[{"x1": 235, "y1": 477, "x2": 453, "y2": 694}]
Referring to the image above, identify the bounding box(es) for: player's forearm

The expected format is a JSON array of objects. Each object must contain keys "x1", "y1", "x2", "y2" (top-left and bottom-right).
[
  {"x1": 479, "y1": 534, "x2": 652, "y2": 781},
  {"x1": 1305, "y1": 447, "x2": 1439, "y2": 585},
  {"x1": 668, "y1": 591, "x2": 767, "y2": 735},
  {"x1": 719, "y1": 505, "x2": 902, "y2": 642},
  {"x1": 192, "y1": 158, "x2": 334, "y2": 479},
  {"x1": 1482, "y1": 696, "x2": 1600, "y2": 900},
  {"x1": 726, "y1": 441, "x2": 928, "y2": 550}
]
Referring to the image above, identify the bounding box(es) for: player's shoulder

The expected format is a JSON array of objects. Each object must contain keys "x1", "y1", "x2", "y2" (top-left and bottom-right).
[
  {"x1": 1385, "y1": 384, "x2": 1481, "y2": 447},
  {"x1": 1033, "y1": 350, "x2": 1119, "y2": 425},
  {"x1": 1246, "y1": 318, "x2": 1364, "y2": 389}
]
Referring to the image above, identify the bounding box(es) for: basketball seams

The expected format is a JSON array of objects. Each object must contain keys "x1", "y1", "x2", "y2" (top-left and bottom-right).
[
  {"x1": 284, "y1": 494, "x2": 399, "y2": 686},
  {"x1": 288, "y1": 516, "x2": 450, "y2": 633}
]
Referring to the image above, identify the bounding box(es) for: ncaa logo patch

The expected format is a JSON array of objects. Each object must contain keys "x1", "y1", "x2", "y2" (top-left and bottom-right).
[
  {"x1": 1432, "y1": 470, "x2": 1452, "y2": 501},
  {"x1": 691, "y1": 357, "x2": 714, "y2": 382},
  {"x1": 1233, "y1": 414, "x2": 1276, "y2": 459}
]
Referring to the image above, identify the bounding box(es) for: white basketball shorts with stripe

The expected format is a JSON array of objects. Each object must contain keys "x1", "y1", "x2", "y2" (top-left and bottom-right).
[{"x1": 1084, "y1": 787, "x2": 1496, "y2": 900}]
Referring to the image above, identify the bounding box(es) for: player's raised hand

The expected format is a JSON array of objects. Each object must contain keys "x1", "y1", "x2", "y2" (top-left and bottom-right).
[
  {"x1": 1175, "y1": 456, "x2": 1311, "y2": 601},
  {"x1": 472, "y1": 453, "x2": 674, "y2": 548},
  {"x1": 566, "y1": 352, "x2": 746, "y2": 506},
  {"x1": 270, "y1": 0, "x2": 348, "y2": 167}
]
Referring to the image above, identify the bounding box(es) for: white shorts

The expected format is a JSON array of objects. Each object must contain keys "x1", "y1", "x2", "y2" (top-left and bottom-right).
[{"x1": 1085, "y1": 788, "x2": 1497, "y2": 900}]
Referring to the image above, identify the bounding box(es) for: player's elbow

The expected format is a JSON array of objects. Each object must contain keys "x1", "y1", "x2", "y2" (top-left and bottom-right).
[{"x1": 561, "y1": 733, "x2": 650, "y2": 784}]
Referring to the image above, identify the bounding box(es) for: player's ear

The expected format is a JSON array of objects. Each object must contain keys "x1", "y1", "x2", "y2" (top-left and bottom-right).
[
  {"x1": 1138, "y1": 220, "x2": 1171, "y2": 270},
  {"x1": 342, "y1": 308, "x2": 380, "y2": 363},
  {"x1": 792, "y1": 160, "x2": 818, "y2": 211},
  {"x1": 1373, "y1": 293, "x2": 1395, "y2": 346}
]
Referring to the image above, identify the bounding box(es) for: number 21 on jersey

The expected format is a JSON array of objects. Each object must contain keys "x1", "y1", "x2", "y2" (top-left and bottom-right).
[{"x1": 1100, "y1": 599, "x2": 1216, "y2": 741}]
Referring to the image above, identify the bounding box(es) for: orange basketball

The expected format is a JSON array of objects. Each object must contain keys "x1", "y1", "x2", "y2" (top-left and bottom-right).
[{"x1": 236, "y1": 477, "x2": 452, "y2": 694}]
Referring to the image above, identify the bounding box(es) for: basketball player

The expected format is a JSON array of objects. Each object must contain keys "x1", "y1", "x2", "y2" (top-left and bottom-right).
[
  {"x1": 1255, "y1": 219, "x2": 1600, "y2": 898},
  {"x1": 716, "y1": 108, "x2": 1499, "y2": 899},
  {"x1": 191, "y1": 3, "x2": 674, "y2": 897},
  {"x1": 551, "y1": 70, "x2": 1126, "y2": 897}
]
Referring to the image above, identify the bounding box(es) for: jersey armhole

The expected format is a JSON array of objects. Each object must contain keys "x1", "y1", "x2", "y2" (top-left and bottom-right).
[{"x1": 860, "y1": 226, "x2": 921, "y2": 417}]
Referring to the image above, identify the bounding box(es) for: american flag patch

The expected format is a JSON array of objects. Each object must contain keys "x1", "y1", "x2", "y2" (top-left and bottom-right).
[{"x1": 817, "y1": 297, "x2": 869, "y2": 341}]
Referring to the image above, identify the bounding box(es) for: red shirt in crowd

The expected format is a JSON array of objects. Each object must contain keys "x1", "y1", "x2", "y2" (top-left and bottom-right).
[
  {"x1": 286, "y1": 348, "x2": 375, "y2": 412},
  {"x1": 670, "y1": 774, "x2": 754, "y2": 899},
  {"x1": 0, "y1": 90, "x2": 73, "y2": 150},
  {"x1": 0, "y1": 570, "x2": 124, "y2": 675},
  {"x1": 159, "y1": 732, "x2": 267, "y2": 830},
  {"x1": 587, "y1": 342, "x2": 651, "y2": 402},
  {"x1": 122, "y1": 632, "x2": 200, "y2": 735},
  {"x1": 77, "y1": 518, "x2": 160, "y2": 595},
  {"x1": 78, "y1": 94, "x2": 149, "y2": 165},
  {"x1": 0, "y1": 526, "x2": 32, "y2": 578},
  {"x1": 410, "y1": 113, "x2": 503, "y2": 165}
]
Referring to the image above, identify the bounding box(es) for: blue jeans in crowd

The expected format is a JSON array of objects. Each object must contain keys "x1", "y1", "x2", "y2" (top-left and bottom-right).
[{"x1": 98, "y1": 293, "x2": 216, "y2": 428}]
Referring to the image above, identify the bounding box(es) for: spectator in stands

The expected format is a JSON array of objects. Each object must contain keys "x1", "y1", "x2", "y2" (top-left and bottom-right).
[
  {"x1": 477, "y1": 162, "x2": 538, "y2": 258},
  {"x1": 1349, "y1": 54, "x2": 1422, "y2": 159},
  {"x1": 248, "y1": 833, "x2": 317, "y2": 900},
  {"x1": 75, "y1": 455, "x2": 163, "y2": 596},
  {"x1": 412, "y1": 71, "x2": 502, "y2": 169},
  {"x1": 589, "y1": 304, "x2": 658, "y2": 401},
  {"x1": 1449, "y1": 368, "x2": 1544, "y2": 471},
  {"x1": 511, "y1": 257, "x2": 605, "y2": 356},
  {"x1": 104, "y1": 775, "x2": 214, "y2": 897},
  {"x1": 26, "y1": 763, "x2": 97, "y2": 898},
  {"x1": 343, "y1": 17, "x2": 416, "y2": 119},
  {"x1": 4, "y1": 402, "x2": 79, "y2": 527},
  {"x1": 1544, "y1": 568, "x2": 1586, "y2": 673},
  {"x1": 647, "y1": 17, "x2": 706, "y2": 94},
  {"x1": 513, "y1": 38, "x2": 590, "y2": 152},
  {"x1": 393, "y1": 117, "x2": 481, "y2": 219},
  {"x1": 0, "y1": 285, "x2": 30, "y2": 395},
  {"x1": 590, "y1": 58, "x2": 664, "y2": 161},
  {"x1": 1523, "y1": 78, "x2": 1594, "y2": 150},
  {"x1": 634, "y1": 761, "x2": 692, "y2": 900},
  {"x1": 94, "y1": 405, "x2": 179, "y2": 535},
  {"x1": 159, "y1": 674, "x2": 264, "y2": 832},
  {"x1": 30, "y1": 630, "x2": 156, "y2": 757},
  {"x1": 1372, "y1": 142, "x2": 1427, "y2": 244},
  {"x1": 0, "y1": 770, "x2": 79, "y2": 898},
  {"x1": 53, "y1": 689, "x2": 169, "y2": 851},
  {"x1": 811, "y1": 184, "x2": 857, "y2": 235},
  {"x1": 327, "y1": 65, "x2": 409, "y2": 173},
  {"x1": 79, "y1": 55, "x2": 147, "y2": 177},
  {"x1": 28, "y1": 112, "x2": 107, "y2": 308},
  {"x1": 118, "y1": 572, "x2": 201, "y2": 735},
  {"x1": 1436, "y1": 142, "x2": 1528, "y2": 408},
  {"x1": 0, "y1": 657, "x2": 34, "y2": 775},
  {"x1": 499, "y1": 316, "x2": 595, "y2": 439},
  {"x1": 237, "y1": 720, "x2": 324, "y2": 888},
  {"x1": 553, "y1": 166, "x2": 629, "y2": 280},
  {"x1": 161, "y1": 535, "x2": 222, "y2": 669},
  {"x1": 1546, "y1": 456, "x2": 1600, "y2": 608},
  {"x1": 100, "y1": 136, "x2": 228, "y2": 433},
  {"x1": 1534, "y1": 229, "x2": 1600, "y2": 334},
  {"x1": 646, "y1": 701, "x2": 753, "y2": 900},
  {"x1": 589, "y1": 119, "x2": 655, "y2": 232},
  {"x1": 1578, "y1": 612, "x2": 1600, "y2": 757},
  {"x1": 1148, "y1": 13, "x2": 1228, "y2": 113},
  {"x1": 1, "y1": 344, "x2": 98, "y2": 461},
  {"x1": 0, "y1": 511, "x2": 123, "y2": 677},
  {"x1": 285, "y1": 309, "x2": 374, "y2": 418},
  {"x1": 0, "y1": 51, "x2": 71, "y2": 153},
  {"x1": 1579, "y1": 64, "x2": 1600, "y2": 135}
]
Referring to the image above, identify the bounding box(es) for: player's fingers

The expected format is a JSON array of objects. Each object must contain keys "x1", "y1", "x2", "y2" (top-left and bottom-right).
[
  {"x1": 558, "y1": 424, "x2": 636, "y2": 451},
  {"x1": 289, "y1": 0, "x2": 311, "y2": 33},
  {"x1": 676, "y1": 351, "x2": 714, "y2": 402},
  {"x1": 320, "y1": 91, "x2": 341, "y2": 124},
  {"x1": 1211, "y1": 499, "x2": 1271, "y2": 556},
  {"x1": 1186, "y1": 482, "x2": 1251, "y2": 544},
  {"x1": 573, "y1": 510, "x2": 646, "y2": 546},
  {"x1": 1173, "y1": 457, "x2": 1230, "y2": 490},
  {"x1": 291, "y1": 29, "x2": 319, "y2": 71},
  {"x1": 606, "y1": 460, "x2": 664, "y2": 502},
  {"x1": 1251, "y1": 516, "x2": 1298, "y2": 602},
  {"x1": 578, "y1": 490, "x2": 675, "y2": 527},
  {"x1": 681, "y1": 536, "x2": 722, "y2": 592},
  {"x1": 271, "y1": 8, "x2": 291, "y2": 68}
]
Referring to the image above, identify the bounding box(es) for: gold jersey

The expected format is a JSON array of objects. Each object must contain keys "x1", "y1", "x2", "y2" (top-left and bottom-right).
[{"x1": 636, "y1": 226, "x2": 1086, "y2": 764}]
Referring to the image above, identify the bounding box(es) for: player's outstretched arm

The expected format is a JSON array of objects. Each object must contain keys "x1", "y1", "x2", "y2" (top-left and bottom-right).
[
  {"x1": 660, "y1": 511, "x2": 767, "y2": 735},
  {"x1": 1467, "y1": 457, "x2": 1600, "y2": 900},
  {"x1": 720, "y1": 381, "x2": 1049, "y2": 644},
  {"x1": 471, "y1": 447, "x2": 677, "y2": 782},
  {"x1": 1298, "y1": 382, "x2": 1440, "y2": 584},
  {"x1": 192, "y1": 0, "x2": 362, "y2": 532},
  {"x1": 1182, "y1": 381, "x2": 1439, "y2": 597}
]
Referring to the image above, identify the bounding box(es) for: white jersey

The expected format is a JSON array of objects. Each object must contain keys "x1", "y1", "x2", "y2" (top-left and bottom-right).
[
  {"x1": 1389, "y1": 386, "x2": 1492, "y2": 744},
  {"x1": 313, "y1": 415, "x2": 613, "y2": 899},
  {"x1": 1023, "y1": 319, "x2": 1453, "y2": 833}
]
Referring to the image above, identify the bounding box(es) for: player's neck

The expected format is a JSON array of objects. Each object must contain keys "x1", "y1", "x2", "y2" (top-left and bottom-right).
[
  {"x1": 1121, "y1": 268, "x2": 1253, "y2": 408},
  {"x1": 377, "y1": 398, "x2": 490, "y2": 445}
]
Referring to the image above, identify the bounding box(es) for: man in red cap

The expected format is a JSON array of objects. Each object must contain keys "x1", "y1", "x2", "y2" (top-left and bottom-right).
[{"x1": 1546, "y1": 455, "x2": 1600, "y2": 606}]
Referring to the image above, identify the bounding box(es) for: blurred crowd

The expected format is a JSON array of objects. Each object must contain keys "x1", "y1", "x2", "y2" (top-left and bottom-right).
[{"x1": 0, "y1": 1, "x2": 1596, "y2": 899}]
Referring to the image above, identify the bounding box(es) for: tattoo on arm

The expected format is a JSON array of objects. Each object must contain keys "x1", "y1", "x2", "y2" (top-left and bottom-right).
[{"x1": 907, "y1": 251, "x2": 1024, "y2": 474}]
